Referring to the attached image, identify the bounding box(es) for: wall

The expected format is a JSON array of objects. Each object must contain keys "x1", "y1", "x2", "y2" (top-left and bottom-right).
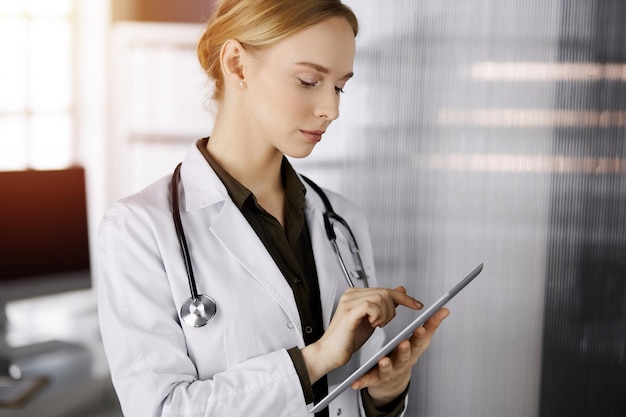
[
  {"x1": 540, "y1": 1, "x2": 626, "y2": 415},
  {"x1": 296, "y1": 1, "x2": 626, "y2": 416}
]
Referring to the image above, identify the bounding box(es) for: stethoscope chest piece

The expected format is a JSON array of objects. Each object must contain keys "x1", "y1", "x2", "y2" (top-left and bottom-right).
[{"x1": 181, "y1": 295, "x2": 217, "y2": 327}]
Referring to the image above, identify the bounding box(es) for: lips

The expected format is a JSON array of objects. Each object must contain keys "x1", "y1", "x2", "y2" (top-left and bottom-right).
[{"x1": 300, "y1": 129, "x2": 325, "y2": 143}]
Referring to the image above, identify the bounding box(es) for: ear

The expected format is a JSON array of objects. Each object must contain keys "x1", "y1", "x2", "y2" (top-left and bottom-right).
[{"x1": 220, "y1": 39, "x2": 247, "y2": 88}]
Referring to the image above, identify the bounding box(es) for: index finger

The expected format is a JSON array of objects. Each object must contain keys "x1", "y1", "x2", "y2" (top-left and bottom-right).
[{"x1": 390, "y1": 287, "x2": 423, "y2": 310}]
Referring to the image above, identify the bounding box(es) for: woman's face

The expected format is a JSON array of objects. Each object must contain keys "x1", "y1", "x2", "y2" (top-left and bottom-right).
[{"x1": 242, "y1": 16, "x2": 356, "y2": 159}]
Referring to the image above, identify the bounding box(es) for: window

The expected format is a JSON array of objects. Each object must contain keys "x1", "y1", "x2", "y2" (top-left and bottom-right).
[{"x1": 0, "y1": 0, "x2": 75, "y2": 170}]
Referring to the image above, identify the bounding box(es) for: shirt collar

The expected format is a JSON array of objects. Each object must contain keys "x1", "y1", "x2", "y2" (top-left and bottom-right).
[{"x1": 195, "y1": 138, "x2": 306, "y2": 212}]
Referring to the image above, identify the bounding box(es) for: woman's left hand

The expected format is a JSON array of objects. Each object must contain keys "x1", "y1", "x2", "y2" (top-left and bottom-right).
[{"x1": 351, "y1": 305, "x2": 449, "y2": 407}]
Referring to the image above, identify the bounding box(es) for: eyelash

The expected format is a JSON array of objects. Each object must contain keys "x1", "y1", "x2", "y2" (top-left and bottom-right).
[
  {"x1": 298, "y1": 79, "x2": 345, "y2": 94},
  {"x1": 299, "y1": 79, "x2": 319, "y2": 89}
]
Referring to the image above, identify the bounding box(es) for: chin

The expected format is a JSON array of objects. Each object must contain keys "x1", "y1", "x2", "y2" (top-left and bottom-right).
[
  {"x1": 287, "y1": 148, "x2": 316, "y2": 159},
  {"x1": 283, "y1": 144, "x2": 317, "y2": 159}
]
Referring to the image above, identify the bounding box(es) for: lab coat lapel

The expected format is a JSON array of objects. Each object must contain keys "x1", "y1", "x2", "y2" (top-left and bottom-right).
[
  {"x1": 210, "y1": 199, "x2": 303, "y2": 337},
  {"x1": 305, "y1": 201, "x2": 339, "y2": 328},
  {"x1": 181, "y1": 145, "x2": 302, "y2": 338}
]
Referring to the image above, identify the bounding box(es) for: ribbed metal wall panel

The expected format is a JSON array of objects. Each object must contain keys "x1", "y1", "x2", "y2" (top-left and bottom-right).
[{"x1": 293, "y1": 1, "x2": 625, "y2": 416}]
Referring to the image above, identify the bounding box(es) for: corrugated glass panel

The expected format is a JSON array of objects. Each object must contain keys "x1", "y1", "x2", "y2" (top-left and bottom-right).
[{"x1": 293, "y1": 1, "x2": 626, "y2": 416}]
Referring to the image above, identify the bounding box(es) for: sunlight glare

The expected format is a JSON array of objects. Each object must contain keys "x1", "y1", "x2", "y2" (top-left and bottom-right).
[
  {"x1": 29, "y1": 20, "x2": 73, "y2": 110},
  {"x1": 30, "y1": 114, "x2": 72, "y2": 169},
  {"x1": 27, "y1": 0, "x2": 72, "y2": 17},
  {"x1": 0, "y1": 0, "x2": 25, "y2": 15},
  {"x1": 0, "y1": 116, "x2": 28, "y2": 170},
  {"x1": 0, "y1": 18, "x2": 27, "y2": 111}
]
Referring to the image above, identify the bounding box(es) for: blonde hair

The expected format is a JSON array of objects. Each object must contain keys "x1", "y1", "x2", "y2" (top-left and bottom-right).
[{"x1": 197, "y1": 0, "x2": 358, "y2": 101}]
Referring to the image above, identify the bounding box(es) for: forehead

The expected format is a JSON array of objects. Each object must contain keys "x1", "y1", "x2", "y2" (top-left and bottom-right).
[{"x1": 262, "y1": 17, "x2": 356, "y2": 75}]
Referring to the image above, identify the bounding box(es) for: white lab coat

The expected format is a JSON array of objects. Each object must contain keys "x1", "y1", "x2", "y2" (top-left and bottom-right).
[{"x1": 96, "y1": 142, "x2": 406, "y2": 417}]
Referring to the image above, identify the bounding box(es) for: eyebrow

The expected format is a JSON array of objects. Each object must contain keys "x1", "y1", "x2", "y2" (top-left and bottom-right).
[{"x1": 295, "y1": 62, "x2": 354, "y2": 80}]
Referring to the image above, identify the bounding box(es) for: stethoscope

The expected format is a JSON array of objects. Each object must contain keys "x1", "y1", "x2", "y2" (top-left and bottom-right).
[
  {"x1": 301, "y1": 176, "x2": 369, "y2": 289},
  {"x1": 172, "y1": 163, "x2": 369, "y2": 328}
]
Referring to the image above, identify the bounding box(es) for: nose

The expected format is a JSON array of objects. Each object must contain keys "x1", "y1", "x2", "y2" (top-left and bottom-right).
[{"x1": 314, "y1": 88, "x2": 340, "y2": 121}]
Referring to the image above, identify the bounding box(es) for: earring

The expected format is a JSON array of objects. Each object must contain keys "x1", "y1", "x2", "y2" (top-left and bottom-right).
[{"x1": 238, "y1": 81, "x2": 245, "y2": 88}]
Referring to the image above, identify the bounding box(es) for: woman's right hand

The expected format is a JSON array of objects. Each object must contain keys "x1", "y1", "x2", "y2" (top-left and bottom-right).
[{"x1": 301, "y1": 286, "x2": 423, "y2": 383}]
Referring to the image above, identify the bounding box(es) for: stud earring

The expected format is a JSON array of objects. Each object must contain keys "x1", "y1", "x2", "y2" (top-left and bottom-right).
[{"x1": 239, "y1": 81, "x2": 245, "y2": 88}]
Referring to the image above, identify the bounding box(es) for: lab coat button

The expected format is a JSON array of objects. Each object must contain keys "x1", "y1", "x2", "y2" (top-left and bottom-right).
[
  {"x1": 337, "y1": 408, "x2": 342, "y2": 415},
  {"x1": 287, "y1": 321, "x2": 294, "y2": 329}
]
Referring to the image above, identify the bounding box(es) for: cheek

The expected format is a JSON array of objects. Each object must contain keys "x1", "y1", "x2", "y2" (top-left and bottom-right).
[
  {"x1": 283, "y1": 90, "x2": 311, "y2": 116},
  {"x1": 256, "y1": 82, "x2": 311, "y2": 123}
]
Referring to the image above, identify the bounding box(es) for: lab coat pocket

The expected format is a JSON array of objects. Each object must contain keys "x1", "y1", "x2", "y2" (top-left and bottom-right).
[{"x1": 222, "y1": 279, "x2": 303, "y2": 365}]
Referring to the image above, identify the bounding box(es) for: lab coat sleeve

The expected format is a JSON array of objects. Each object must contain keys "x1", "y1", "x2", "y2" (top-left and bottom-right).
[{"x1": 96, "y1": 201, "x2": 309, "y2": 417}]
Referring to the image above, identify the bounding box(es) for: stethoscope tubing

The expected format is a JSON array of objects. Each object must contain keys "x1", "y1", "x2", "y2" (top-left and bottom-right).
[
  {"x1": 330, "y1": 239, "x2": 356, "y2": 288},
  {"x1": 172, "y1": 164, "x2": 218, "y2": 327},
  {"x1": 302, "y1": 176, "x2": 369, "y2": 289},
  {"x1": 171, "y1": 163, "x2": 200, "y2": 300}
]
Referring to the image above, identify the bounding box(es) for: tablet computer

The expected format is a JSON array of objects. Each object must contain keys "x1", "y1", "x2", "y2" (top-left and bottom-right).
[{"x1": 309, "y1": 263, "x2": 484, "y2": 414}]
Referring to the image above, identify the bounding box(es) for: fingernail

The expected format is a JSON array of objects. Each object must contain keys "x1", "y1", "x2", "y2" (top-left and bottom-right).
[{"x1": 415, "y1": 300, "x2": 424, "y2": 309}]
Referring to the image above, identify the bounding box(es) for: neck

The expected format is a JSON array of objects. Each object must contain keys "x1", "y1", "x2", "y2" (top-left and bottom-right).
[{"x1": 207, "y1": 114, "x2": 284, "y2": 198}]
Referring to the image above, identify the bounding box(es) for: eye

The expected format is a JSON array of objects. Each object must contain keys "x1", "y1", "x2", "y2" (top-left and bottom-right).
[
  {"x1": 299, "y1": 78, "x2": 319, "y2": 88},
  {"x1": 335, "y1": 86, "x2": 345, "y2": 94}
]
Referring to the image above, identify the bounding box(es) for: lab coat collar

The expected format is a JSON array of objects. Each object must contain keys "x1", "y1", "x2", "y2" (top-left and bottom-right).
[{"x1": 179, "y1": 141, "x2": 230, "y2": 211}]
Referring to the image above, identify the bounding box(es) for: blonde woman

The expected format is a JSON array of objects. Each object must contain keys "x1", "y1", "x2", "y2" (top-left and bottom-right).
[{"x1": 97, "y1": 1, "x2": 448, "y2": 416}]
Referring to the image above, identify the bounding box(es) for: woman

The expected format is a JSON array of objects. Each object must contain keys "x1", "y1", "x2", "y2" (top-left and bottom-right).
[{"x1": 96, "y1": 1, "x2": 448, "y2": 416}]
